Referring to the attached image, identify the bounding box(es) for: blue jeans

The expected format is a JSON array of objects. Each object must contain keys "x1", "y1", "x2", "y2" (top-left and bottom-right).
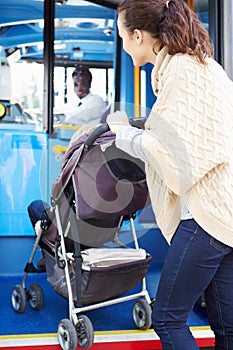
[{"x1": 152, "y1": 219, "x2": 233, "y2": 350}]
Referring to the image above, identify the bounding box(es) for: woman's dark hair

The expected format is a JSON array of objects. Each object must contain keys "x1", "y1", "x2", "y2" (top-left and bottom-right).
[
  {"x1": 72, "y1": 64, "x2": 92, "y2": 85},
  {"x1": 118, "y1": 0, "x2": 213, "y2": 64}
]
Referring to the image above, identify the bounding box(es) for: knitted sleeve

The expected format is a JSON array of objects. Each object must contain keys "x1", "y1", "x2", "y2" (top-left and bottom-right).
[{"x1": 115, "y1": 125, "x2": 149, "y2": 163}]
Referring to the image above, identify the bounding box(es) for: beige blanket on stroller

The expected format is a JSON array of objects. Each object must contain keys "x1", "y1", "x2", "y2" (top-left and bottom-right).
[{"x1": 81, "y1": 248, "x2": 147, "y2": 269}]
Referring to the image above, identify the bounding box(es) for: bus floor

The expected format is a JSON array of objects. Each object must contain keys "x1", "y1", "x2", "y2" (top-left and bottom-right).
[{"x1": 0, "y1": 262, "x2": 214, "y2": 349}]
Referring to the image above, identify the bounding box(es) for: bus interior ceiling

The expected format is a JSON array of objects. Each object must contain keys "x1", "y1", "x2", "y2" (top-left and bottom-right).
[{"x1": 0, "y1": 0, "x2": 121, "y2": 67}]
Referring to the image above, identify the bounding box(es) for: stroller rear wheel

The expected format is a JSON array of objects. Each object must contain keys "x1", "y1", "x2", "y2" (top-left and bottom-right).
[
  {"x1": 76, "y1": 315, "x2": 94, "y2": 349},
  {"x1": 57, "y1": 318, "x2": 77, "y2": 350},
  {"x1": 28, "y1": 283, "x2": 44, "y2": 310},
  {"x1": 132, "y1": 298, "x2": 152, "y2": 330},
  {"x1": 11, "y1": 284, "x2": 26, "y2": 313}
]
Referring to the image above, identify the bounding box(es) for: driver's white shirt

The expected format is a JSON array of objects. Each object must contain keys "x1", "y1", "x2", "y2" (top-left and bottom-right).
[{"x1": 56, "y1": 92, "x2": 106, "y2": 126}]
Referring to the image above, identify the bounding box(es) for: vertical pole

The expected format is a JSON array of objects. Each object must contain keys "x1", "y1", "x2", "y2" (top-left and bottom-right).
[
  {"x1": 64, "y1": 67, "x2": 67, "y2": 104},
  {"x1": 106, "y1": 68, "x2": 109, "y2": 104},
  {"x1": 134, "y1": 66, "x2": 140, "y2": 118},
  {"x1": 114, "y1": 31, "x2": 121, "y2": 110},
  {"x1": 222, "y1": 0, "x2": 233, "y2": 79},
  {"x1": 43, "y1": 0, "x2": 55, "y2": 135},
  {"x1": 188, "y1": 0, "x2": 194, "y2": 10}
]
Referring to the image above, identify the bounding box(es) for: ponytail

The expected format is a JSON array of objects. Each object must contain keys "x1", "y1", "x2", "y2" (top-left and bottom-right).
[{"x1": 118, "y1": 0, "x2": 213, "y2": 64}]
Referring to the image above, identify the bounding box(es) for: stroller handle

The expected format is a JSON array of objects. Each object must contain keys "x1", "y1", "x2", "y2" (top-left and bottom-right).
[
  {"x1": 84, "y1": 123, "x2": 110, "y2": 149},
  {"x1": 84, "y1": 117, "x2": 146, "y2": 149}
]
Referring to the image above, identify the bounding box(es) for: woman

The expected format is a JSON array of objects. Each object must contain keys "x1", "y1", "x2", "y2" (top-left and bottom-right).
[{"x1": 107, "y1": 0, "x2": 233, "y2": 349}]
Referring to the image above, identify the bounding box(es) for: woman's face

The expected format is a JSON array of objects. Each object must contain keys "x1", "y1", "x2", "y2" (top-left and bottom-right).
[
  {"x1": 117, "y1": 13, "x2": 144, "y2": 67},
  {"x1": 117, "y1": 13, "x2": 156, "y2": 66}
]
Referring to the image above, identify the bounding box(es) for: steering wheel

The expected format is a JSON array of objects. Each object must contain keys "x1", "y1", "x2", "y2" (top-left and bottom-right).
[{"x1": 0, "y1": 102, "x2": 6, "y2": 120}]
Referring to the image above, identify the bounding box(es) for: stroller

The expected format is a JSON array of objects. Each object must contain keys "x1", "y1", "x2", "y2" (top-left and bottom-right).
[{"x1": 11, "y1": 121, "x2": 153, "y2": 350}]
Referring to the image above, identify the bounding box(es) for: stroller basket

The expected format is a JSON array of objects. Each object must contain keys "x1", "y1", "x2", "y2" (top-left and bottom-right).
[{"x1": 44, "y1": 248, "x2": 152, "y2": 305}]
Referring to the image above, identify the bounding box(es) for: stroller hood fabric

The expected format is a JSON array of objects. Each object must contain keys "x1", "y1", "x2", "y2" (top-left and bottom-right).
[{"x1": 51, "y1": 130, "x2": 149, "y2": 222}]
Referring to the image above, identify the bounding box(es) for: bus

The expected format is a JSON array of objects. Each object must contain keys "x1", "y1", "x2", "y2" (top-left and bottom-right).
[{"x1": 0, "y1": 0, "x2": 232, "y2": 349}]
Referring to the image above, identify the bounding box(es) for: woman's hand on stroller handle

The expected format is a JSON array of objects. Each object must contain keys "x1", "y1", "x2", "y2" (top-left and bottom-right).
[
  {"x1": 84, "y1": 112, "x2": 147, "y2": 149},
  {"x1": 106, "y1": 111, "x2": 129, "y2": 134},
  {"x1": 106, "y1": 110, "x2": 146, "y2": 133}
]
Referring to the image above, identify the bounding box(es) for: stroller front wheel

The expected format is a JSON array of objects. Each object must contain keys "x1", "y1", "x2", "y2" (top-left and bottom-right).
[
  {"x1": 76, "y1": 315, "x2": 94, "y2": 349},
  {"x1": 11, "y1": 284, "x2": 26, "y2": 313},
  {"x1": 132, "y1": 298, "x2": 152, "y2": 330},
  {"x1": 58, "y1": 318, "x2": 77, "y2": 350}
]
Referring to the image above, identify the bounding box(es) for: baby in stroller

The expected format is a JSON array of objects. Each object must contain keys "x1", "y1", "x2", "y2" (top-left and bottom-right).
[
  {"x1": 12, "y1": 123, "x2": 153, "y2": 350},
  {"x1": 28, "y1": 199, "x2": 79, "y2": 271}
]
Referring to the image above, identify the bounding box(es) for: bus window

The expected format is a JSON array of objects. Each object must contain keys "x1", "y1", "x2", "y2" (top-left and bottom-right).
[
  {"x1": 194, "y1": 0, "x2": 209, "y2": 31},
  {"x1": 0, "y1": 0, "x2": 116, "y2": 131},
  {"x1": 54, "y1": 66, "x2": 114, "y2": 111}
]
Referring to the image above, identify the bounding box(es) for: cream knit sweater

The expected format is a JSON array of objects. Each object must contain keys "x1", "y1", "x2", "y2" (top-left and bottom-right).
[{"x1": 141, "y1": 46, "x2": 233, "y2": 245}]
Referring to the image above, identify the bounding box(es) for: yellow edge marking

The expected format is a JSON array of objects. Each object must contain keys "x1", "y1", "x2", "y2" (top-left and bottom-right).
[
  {"x1": 95, "y1": 329, "x2": 154, "y2": 336},
  {"x1": 54, "y1": 124, "x2": 80, "y2": 130},
  {"x1": 190, "y1": 326, "x2": 211, "y2": 331},
  {"x1": 95, "y1": 325, "x2": 211, "y2": 336},
  {"x1": 0, "y1": 326, "x2": 212, "y2": 340},
  {"x1": 0, "y1": 333, "x2": 57, "y2": 340}
]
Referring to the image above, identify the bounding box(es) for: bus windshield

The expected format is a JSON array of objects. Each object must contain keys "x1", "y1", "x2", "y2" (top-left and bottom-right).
[{"x1": 0, "y1": 0, "x2": 117, "y2": 131}]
